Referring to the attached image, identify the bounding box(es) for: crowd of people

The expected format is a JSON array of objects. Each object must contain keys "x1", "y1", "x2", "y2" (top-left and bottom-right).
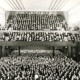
[
  {"x1": 0, "y1": 11, "x2": 78, "y2": 42},
  {"x1": 11, "y1": 50, "x2": 52, "y2": 57},
  {"x1": 6, "y1": 12, "x2": 68, "y2": 31},
  {"x1": 0, "y1": 51, "x2": 80, "y2": 80},
  {"x1": 0, "y1": 31, "x2": 79, "y2": 42}
]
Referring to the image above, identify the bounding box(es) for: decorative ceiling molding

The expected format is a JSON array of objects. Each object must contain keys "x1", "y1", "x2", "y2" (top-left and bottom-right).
[
  {"x1": 16, "y1": 0, "x2": 22, "y2": 10},
  {"x1": 5, "y1": 0, "x2": 14, "y2": 10},
  {"x1": 19, "y1": 0, "x2": 25, "y2": 10},
  {"x1": 48, "y1": 0, "x2": 55, "y2": 10},
  {"x1": 53, "y1": 0, "x2": 61, "y2": 10},
  {"x1": 51, "y1": 0, "x2": 58, "y2": 10},
  {"x1": 58, "y1": 0, "x2": 69, "y2": 10},
  {"x1": 55, "y1": 0, "x2": 64, "y2": 10},
  {"x1": 8, "y1": 0, "x2": 17, "y2": 10},
  {"x1": 12, "y1": 0, "x2": 20, "y2": 10}
]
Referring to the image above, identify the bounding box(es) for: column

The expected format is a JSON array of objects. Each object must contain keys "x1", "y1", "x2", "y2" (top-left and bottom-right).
[
  {"x1": 2, "y1": 46, "x2": 6, "y2": 57},
  {"x1": 68, "y1": 46, "x2": 72, "y2": 58},
  {"x1": 18, "y1": 46, "x2": 20, "y2": 56},
  {"x1": 52, "y1": 46, "x2": 55, "y2": 57},
  {"x1": 63, "y1": 47, "x2": 68, "y2": 56},
  {"x1": 76, "y1": 47, "x2": 80, "y2": 61},
  {"x1": 5, "y1": 46, "x2": 11, "y2": 56},
  {"x1": 0, "y1": 46, "x2": 2, "y2": 58}
]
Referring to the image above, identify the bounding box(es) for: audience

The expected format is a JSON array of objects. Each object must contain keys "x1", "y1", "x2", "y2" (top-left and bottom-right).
[
  {"x1": 11, "y1": 50, "x2": 52, "y2": 57},
  {"x1": 0, "y1": 12, "x2": 79, "y2": 42},
  {"x1": 0, "y1": 50, "x2": 80, "y2": 80},
  {"x1": 0, "y1": 32, "x2": 79, "y2": 42}
]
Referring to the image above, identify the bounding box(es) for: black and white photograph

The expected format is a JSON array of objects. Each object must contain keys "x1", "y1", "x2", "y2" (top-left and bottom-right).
[{"x1": 0, "y1": 0, "x2": 80, "y2": 80}]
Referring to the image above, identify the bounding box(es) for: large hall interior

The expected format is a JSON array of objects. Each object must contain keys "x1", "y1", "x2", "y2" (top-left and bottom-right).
[{"x1": 0, "y1": 0, "x2": 80, "y2": 80}]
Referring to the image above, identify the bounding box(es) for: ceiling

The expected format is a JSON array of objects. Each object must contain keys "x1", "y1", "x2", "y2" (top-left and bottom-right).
[{"x1": 0, "y1": 0, "x2": 80, "y2": 27}]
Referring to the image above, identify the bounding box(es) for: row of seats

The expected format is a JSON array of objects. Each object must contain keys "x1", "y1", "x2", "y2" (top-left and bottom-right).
[
  {"x1": 11, "y1": 50, "x2": 53, "y2": 57},
  {"x1": 0, "y1": 52, "x2": 80, "y2": 80},
  {"x1": 1, "y1": 32, "x2": 80, "y2": 42},
  {"x1": 7, "y1": 12, "x2": 68, "y2": 30}
]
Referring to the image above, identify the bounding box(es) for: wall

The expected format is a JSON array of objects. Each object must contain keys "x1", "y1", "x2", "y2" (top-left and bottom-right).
[{"x1": 20, "y1": 45, "x2": 52, "y2": 50}]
